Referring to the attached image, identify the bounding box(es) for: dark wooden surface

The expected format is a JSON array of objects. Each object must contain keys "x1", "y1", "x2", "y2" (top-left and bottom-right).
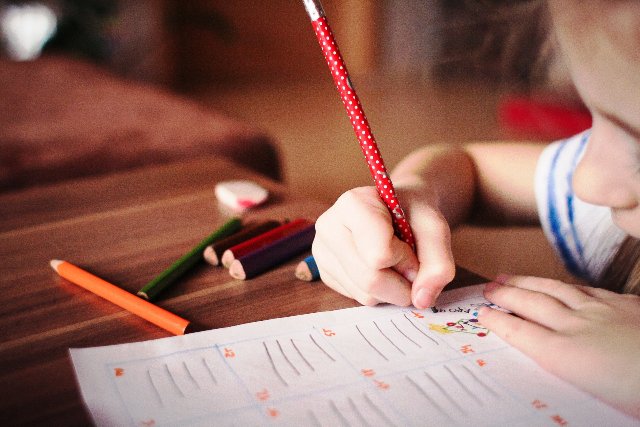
[{"x1": 0, "y1": 157, "x2": 485, "y2": 426}]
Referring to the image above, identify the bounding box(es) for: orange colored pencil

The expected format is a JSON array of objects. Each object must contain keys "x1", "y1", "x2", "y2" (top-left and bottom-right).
[{"x1": 50, "y1": 259, "x2": 190, "y2": 335}]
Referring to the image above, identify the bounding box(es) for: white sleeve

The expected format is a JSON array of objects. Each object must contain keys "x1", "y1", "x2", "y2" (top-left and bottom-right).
[{"x1": 534, "y1": 130, "x2": 626, "y2": 281}]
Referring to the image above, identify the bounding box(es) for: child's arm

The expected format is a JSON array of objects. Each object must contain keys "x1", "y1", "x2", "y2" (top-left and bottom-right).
[
  {"x1": 312, "y1": 142, "x2": 545, "y2": 309},
  {"x1": 392, "y1": 142, "x2": 543, "y2": 225},
  {"x1": 479, "y1": 276, "x2": 640, "y2": 419}
]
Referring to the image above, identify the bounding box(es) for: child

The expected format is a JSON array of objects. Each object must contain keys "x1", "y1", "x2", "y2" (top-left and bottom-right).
[{"x1": 311, "y1": 0, "x2": 640, "y2": 419}]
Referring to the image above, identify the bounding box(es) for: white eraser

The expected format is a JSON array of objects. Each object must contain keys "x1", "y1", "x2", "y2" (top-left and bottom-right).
[{"x1": 214, "y1": 180, "x2": 269, "y2": 212}]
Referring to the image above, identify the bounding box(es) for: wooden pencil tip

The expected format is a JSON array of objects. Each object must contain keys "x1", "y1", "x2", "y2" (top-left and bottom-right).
[
  {"x1": 137, "y1": 291, "x2": 150, "y2": 300},
  {"x1": 50, "y1": 259, "x2": 63, "y2": 271},
  {"x1": 228, "y1": 260, "x2": 247, "y2": 280},
  {"x1": 203, "y1": 246, "x2": 219, "y2": 266},
  {"x1": 221, "y1": 250, "x2": 234, "y2": 268},
  {"x1": 295, "y1": 261, "x2": 312, "y2": 281}
]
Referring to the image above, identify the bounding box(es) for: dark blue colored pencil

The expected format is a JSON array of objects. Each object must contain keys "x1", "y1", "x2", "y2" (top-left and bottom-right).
[
  {"x1": 295, "y1": 255, "x2": 320, "y2": 282},
  {"x1": 229, "y1": 224, "x2": 315, "y2": 280}
]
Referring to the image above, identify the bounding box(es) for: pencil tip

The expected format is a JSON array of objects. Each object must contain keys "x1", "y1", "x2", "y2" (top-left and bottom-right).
[
  {"x1": 295, "y1": 261, "x2": 311, "y2": 281},
  {"x1": 221, "y1": 250, "x2": 234, "y2": 268},
  {"x1": 50, "y1": 259, "x2": 63, "y2": 271},
  {"x1": 203, "y1": 246, "x2": 218, "y2": 266},
  {"x1": 228, "y1": 260, "x2": 246, "y2": 280}
]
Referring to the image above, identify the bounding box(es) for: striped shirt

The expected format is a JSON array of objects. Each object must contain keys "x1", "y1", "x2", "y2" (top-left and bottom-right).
[{"x1": 534, "y1": 130, "x2": 626, "y2": 282}]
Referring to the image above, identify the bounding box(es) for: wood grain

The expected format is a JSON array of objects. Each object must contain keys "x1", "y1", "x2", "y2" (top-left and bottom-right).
[{"x1": 0, "y1": 158, "x2": 485, "y2": 425}]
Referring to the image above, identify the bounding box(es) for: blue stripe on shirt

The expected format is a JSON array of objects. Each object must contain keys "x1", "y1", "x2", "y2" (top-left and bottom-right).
[
  {"x1": 547, "y1": 138, "x2": 584, "y2": 277},
  {"x1": 565, "y1": 132, "x2": 589, "y2": 272}
]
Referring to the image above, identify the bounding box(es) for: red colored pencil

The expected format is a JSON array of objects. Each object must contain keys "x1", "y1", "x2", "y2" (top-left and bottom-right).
[
  {"x1": 220, "y1": 218, "x2": 311, "y2": 268},
  {"x1": 203, "y1": 220, "x2": 281, "y2": 266},
  {"x1": 302, "y1": 0, "x2": 416, "y2": 251},
  {"x1": 229, "y1": 224, "x2": 316, "y2": 280}
]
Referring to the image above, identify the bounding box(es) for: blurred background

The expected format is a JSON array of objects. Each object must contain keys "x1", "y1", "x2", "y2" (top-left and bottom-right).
[
  {"x1": 0, "y1": 0, "x2": 591, "y2": 282},
  {"x1": 0, "y1": 0, "x2": 573, "y2": 85}
]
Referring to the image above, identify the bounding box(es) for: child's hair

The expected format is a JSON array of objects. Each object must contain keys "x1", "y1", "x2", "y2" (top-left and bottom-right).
[
  {"x1": 435, "y1": 0, "x2": 554, "y2": 87},
  {"x1": 436, "y1": 1, "x2": 640, "y2": 296},
  {"x1": 598, "y1": 237, "x2": 640, "y2": 295},
  {"x1": 552, "y1": 0, "x2": 640, "y2": 296}
]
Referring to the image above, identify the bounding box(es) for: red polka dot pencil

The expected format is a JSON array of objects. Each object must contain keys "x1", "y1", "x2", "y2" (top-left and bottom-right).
[{"x1": 302, "y1": 0, "x2": 416, "y2": 251}]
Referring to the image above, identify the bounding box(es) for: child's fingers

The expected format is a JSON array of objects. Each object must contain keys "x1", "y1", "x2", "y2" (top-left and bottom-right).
[
  {"x1": 389, "y1": 237, "x2": 420, "y2": 283},
  {"x1": 483, "y1": 282, "x2": 574, "y2": 329},
  {"x1": 311, "y1": 240, "x2": 354, "y2": 299},
  {"x1": 477, "y1": 307, "x2": 559, "y2": 369},
  {"x1": 329, "y1": 226, "x2": 412, "y2": 306},
  {"x1": 334, "y1": 187, "x2": 411, "y2": 270},
  {"x1": 322, "y1": 269, "x2": 382, "y2": 307},
  {"x1": 496, "y1": 274, "x2": 592, "y2": 309},
  {"x1": 575, "y1": 284, "x2": 618, "y2": 300},
  {"x1": 409, "y1": 202, "x2": 456, "y2": 309},
  {"x1": 312, "y1": 239, "x2": 381, "y2": 306},
  {"x1": 313, "y1": 227, "x2": 411, "y2": 306}
]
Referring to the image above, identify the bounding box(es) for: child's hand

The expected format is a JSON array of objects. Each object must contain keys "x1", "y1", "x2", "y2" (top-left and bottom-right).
[
  {"x1": 478, "y1": 275, "x2": 640, "y2": 419},
  {"x1": 312, "y1": 186, "x2": 455, "y2": 309}
]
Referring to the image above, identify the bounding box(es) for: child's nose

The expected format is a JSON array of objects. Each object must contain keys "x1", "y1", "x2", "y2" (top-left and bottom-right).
[{"x1": 573, "y1": 147, "x2": 637, "y2": 210}]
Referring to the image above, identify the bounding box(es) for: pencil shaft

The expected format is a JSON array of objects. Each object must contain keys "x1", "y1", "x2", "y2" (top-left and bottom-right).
[
  {"x1": 296, "y1": 255, "x2": 320, "y2": 282},
  {"x1": 223, "y1": 218, "x2": 309, "y2": 266},
  {"x1": 305, "y1": 8, "x2": 416, "y2": 250},
  {"x1": 233, "y1": 224, "x2": 316, "y2": 280},
  {"x1": 139, "y1": 217, "x2": 242, "y2": 300},
  {"x1": 204, "y1": 220, "x2": 280, "y2": 265},
  {"x1": 53, "y1": 261, "x2": 190, "y2": 335}
]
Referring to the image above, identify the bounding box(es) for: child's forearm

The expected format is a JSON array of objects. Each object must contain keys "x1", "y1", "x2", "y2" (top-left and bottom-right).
[
  {"x1": 391, "y1": 144, "x2": 476, "y2": 227},
  {"x1": 391, "y1": 142, "x2": 544, "y2": 227}
]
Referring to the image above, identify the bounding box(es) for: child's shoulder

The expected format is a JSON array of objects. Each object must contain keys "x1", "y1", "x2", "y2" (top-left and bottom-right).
[{"x1": 537, "y1": 130, "x2": 590, "y2": 180}]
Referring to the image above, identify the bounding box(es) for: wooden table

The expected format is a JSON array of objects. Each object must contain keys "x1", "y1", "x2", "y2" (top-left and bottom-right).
[{"x1": 0, "y1": 157, "x2": 484, "y2": 426}]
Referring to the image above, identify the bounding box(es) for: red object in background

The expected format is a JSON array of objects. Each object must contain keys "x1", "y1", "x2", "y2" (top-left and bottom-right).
[{"x1": 498, "y1": 96, "x2": 592, "y2": 140}]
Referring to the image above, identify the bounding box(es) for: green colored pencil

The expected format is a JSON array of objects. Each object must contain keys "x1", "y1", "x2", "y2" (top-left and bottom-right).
[{"x1": 138, "y1": 217, "x2": 242, "y2": 300}]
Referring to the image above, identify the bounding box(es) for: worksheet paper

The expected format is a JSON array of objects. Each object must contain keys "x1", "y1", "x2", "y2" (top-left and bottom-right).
[{"x1": 70, "y1": 284, "x2": 636, "y2": 426}]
